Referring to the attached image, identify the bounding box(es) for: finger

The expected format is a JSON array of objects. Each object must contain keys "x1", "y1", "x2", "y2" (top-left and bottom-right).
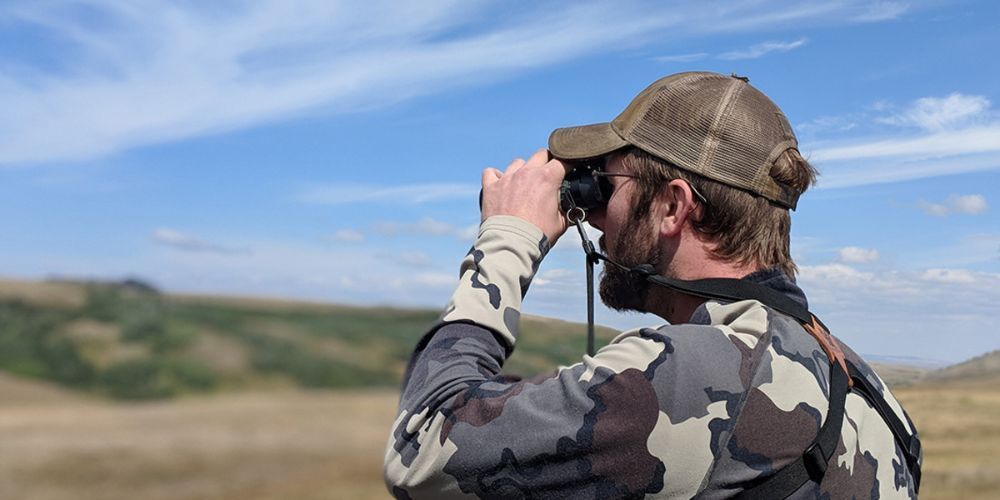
[
  {"x1": 482, "y1": 167, "x2": 502, "y2": 186},
  {"x1": 525, "y1": 148, "x2": 549, "y2": 169},
  {"x1": 542, "y1": 157, "x2": 569, "y2": 180},
  {"x1": 503, "y1": 158, "x2": 526, "y2": 175}
]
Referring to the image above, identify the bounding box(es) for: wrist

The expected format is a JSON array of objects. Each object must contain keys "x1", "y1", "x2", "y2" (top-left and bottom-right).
[{"x1": 437, "y1": 216, "x2": 550, "y2": 349}]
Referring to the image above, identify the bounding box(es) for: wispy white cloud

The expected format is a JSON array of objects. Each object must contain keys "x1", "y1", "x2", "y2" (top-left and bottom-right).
[
  {"x1": 838, "y1": 246, "x2": 879, "y2": 263},
  {"x1": 297, "y1": 183, "x2": 479, "y2": 205},
  {"x1": 553, "y1": 221, "x2": 602, "y2": 252},
  {"x1": 799, "y1": 262, "x2": 875, "y2": 284},
  {"x1": 377, "y1": 251, "x2": 434, "y2": 268},
  {"x1": 879, "y1": 93, "x2": 991, "y2": 131},
  {"x1": 797, "y1": 114, "x2": 860, "y2": 135},
  {"x1": 798, "y1": 262, "x2": 1000, "y2": 361},
  {"x1": 919, "y1": 194, "x2": 988, "y2": 216},
  {"x1": 147, "y1": 237, "x2": 460, "y2": 306},
  {"x1": 328, "y1": 229, "x2": 364, "y2": 242},
  {"x1": 150, "y1": 228, "x2": 247, "y2": 255},
  {"x1": 901, "y1": 232, "x2": 1000, "y2": 269},
  {"x1": 532, "y1": 268, "x2": 576, "y2": 287},
  {"x1": 814, "y1": 152, "x2": 1000, "y2": 189},
  {"x1": 852, "y1": 2, "x2": 909, "y2": 22},
  {"x1": 0, "y1": 0, "x2": 913, "y2": 166},
  {"x1": 717, "y1": 37, "x2": 808, "y2": 60},
  {"x1": 951, "y1": 194, "x2": 990, "y2": 214},
  {"x1": 921, "y1": 268, "x2": 977, "y2": 284},
  {"x1": 810, "y1": 124, "x2": 1000, "y2": 163},
  {"x1": 374, "y1": 217, "x2": 478, "y2": 240},
  {"x1": 655, "y1": 37, "x2": 808, "y2": 64},
  {"x1": 806, "y1": 92, "x2": 1000, "y2": 189},
  {"x1": 652, "y1": 52, "x2": 708, "y2": 63}
]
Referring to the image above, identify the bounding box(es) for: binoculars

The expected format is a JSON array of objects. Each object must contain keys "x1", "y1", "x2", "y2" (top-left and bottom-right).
[
  {"x1": 478, "y1": 158, "x2": 615, "y2": 217},
  {"x1": 558, "y1": 160, "x2": 613, "y2": 215}
]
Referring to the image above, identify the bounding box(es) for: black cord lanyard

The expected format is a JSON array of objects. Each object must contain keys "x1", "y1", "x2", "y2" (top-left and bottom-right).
[
  {"x1": 566, "y1": 209, "x2": 815, "y2": 354},
  {"x1": 567, "y1": 207, "x2": 634, "y2": 356},
  {"x1": 571, "y1": 218, "x2": 598, "y2": 356}
]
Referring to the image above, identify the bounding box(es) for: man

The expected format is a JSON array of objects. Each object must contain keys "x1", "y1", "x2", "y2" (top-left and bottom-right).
[{"x1": 384, "y1": 72, "x2": 921, "y2": 498}]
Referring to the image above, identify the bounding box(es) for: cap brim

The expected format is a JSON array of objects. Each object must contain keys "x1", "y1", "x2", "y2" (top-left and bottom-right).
[{"x1": 548, "y1": 122, "x2": 629, "y2": 160}]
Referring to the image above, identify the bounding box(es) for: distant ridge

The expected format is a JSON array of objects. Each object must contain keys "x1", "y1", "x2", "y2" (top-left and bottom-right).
[
  {"x1": 924, "y1": 350, "x2": 1000, "y2": 383},
  {"x1": 863, "y1": 353, "x2": 948, "y2": 369}
]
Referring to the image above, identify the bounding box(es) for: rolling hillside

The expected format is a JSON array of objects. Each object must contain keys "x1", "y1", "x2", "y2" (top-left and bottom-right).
[
  {"x1": 0, "y1": 277, "x2": 617, "y2": 399},
  {"x1": 2, "y1": 276, "x2": 992, "y2": 400},
  {"x1": 922, "y1": 350, "x2": 1000, "y2": 383}
]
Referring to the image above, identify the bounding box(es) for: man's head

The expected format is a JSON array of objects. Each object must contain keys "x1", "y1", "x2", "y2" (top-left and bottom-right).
[{"x1": 548, "y1": 71, "x2": 817, "y2": 313}]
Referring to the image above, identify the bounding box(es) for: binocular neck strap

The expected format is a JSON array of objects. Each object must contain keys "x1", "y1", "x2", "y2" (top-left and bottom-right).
[
  {"x1": 573, "y1": 221, "x2": 599, "y2": 356},
  {"x1": 571, "y1": 218, "x2": 815, "y2": 355}
]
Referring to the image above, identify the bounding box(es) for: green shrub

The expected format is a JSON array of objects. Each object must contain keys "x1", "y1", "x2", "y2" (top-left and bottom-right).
[
  {"x1": 0, "y1": 301, "x2": 94, "y2": 384},
  {"x1": 41, "y1": 337, "x2": 96, "y2": 386},
  {"x1": 121, "y1": 318, "x2": 165, "y2": 342},
  {"x1": 121, "y1": 318, "x2": 194, "y2": 353},
  {"x1": 100, "y1": 359, "x2": 173, "y2": 400},
  {"x1": 164, "y1": 359, "x2": 217, "y2": 391},
  {"x1": 82, "y1": 285, "x2": 124, "y2": 322}
]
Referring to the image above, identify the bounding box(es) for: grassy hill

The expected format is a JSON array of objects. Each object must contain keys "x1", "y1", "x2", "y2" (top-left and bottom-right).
[
  {"x1": 0, "y1": 278, "x2": 617, "y2": 400},
  {"x1": 868, "y1": 362, "x2": 933, "y2": 388},
  {"x1": 922, "y1": 350, "x2": 1000, "y2": 384}
]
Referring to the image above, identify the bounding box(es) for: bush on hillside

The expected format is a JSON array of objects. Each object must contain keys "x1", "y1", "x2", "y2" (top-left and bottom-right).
[
  {"x1": 100, "y1": 359, "x2": 172, "y2": 399},
  {"x1": 164, "y1": 358, "x2": 217, "y2": 392}
]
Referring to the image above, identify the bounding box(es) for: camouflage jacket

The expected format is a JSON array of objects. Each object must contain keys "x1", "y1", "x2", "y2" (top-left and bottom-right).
[{"x1": 384, "y1": 216, "x2": 921, "y2": 499}]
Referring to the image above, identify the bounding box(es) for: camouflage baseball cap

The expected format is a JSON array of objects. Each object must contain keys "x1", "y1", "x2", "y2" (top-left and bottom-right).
[{"x1": 549, "y1": 71, "x2": 803, "y2": 209}]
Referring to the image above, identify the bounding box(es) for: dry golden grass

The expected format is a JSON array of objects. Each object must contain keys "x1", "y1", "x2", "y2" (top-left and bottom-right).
[
  {"x1": 0, "y1": 382, "x2": 397, "y2": 500},
  {"x1": 0, "y1": 278, "x2": 86, "y2": 309},
  {"x1": 0, "y1": 372, "x2": 996, "y2": 499},
  {"x1": 895, "y1": 376, "x2": 1000, "y2": 500}
]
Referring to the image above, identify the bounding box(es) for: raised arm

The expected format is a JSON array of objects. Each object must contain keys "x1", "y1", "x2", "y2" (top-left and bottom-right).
[{"x1": 383, "y1": 217, "x2": 672, "y2": 498}]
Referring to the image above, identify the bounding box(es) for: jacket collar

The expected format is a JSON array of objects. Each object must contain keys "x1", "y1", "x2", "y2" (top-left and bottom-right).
[{"x1": 740, "y1": 267, "x2": 809, "y2": 311}]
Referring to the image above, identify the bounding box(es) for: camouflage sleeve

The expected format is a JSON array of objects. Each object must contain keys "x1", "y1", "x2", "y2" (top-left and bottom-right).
[
  {"x1": 384, "y1": 324, "x2": 679, "y2": 499},
  {"x1": 436, "y1": 215, "x2": 550, "y2": 349},
  {"x1": 383, "y1": 216, "x2": 675, "y2": 498}
]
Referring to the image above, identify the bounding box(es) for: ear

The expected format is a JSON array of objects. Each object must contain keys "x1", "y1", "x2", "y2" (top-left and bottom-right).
[{"x1": 657, "y1": 179, "x2": 698, "y2": 238}]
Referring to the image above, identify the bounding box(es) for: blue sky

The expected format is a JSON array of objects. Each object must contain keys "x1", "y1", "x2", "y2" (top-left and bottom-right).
[{"x1": 1, "y1": 0, "x2": 997, "y2": 363}]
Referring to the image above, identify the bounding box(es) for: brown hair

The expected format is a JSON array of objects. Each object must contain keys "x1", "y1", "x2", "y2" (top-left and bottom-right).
[{"x1": 621, "y1": 147, "x2": 818, "y2": 277}]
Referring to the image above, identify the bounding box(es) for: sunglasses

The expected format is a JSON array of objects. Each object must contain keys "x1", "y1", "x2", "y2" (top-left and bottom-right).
[{"x1": 560, "y1": 161, "x2": 709, "y2": 215}]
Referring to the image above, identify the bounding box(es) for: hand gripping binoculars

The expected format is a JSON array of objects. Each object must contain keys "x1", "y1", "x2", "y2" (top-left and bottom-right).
[{"x1": 478, "y1": 157, "x2": 615, "y2": 218}]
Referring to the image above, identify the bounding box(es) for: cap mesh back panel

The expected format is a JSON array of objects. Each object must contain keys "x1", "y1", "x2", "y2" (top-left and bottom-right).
[
  {"x1": 710, "y1": 85, "x2": 789, "y2": 190},
  {"x1": 628, "y1": 75, "x2": 726, "y2": 176}
]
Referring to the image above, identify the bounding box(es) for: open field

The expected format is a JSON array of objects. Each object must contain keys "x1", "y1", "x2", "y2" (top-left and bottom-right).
[
  {"x1": 894, "y1": 376, "x2": 1000, "y2": 500},
  {"x1": 0, "y1": 373, "x2": 996, "y2": 499},
  {"x1": 0, "y1": 379, "x2": 396, "y2": 500}
]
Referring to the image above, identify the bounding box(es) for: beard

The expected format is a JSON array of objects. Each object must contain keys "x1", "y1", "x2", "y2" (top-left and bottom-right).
[{"x1": 598, "y1": 212, "x2": 662, "y2": 313}]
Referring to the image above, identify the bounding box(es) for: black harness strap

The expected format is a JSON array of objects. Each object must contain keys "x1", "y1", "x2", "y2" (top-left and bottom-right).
[
  {"x1": 632, "y1": 265, "x2": 813, "y2": 325},
  {"x1": 734, "y1": 362, "x2": 850, "y2": 499},
  {"x1": 847, "y1": 363, "x2": 923, "y2": 492},
  {"x1": 569, "y1": 219, "x2": 921, "y2": 497}
]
